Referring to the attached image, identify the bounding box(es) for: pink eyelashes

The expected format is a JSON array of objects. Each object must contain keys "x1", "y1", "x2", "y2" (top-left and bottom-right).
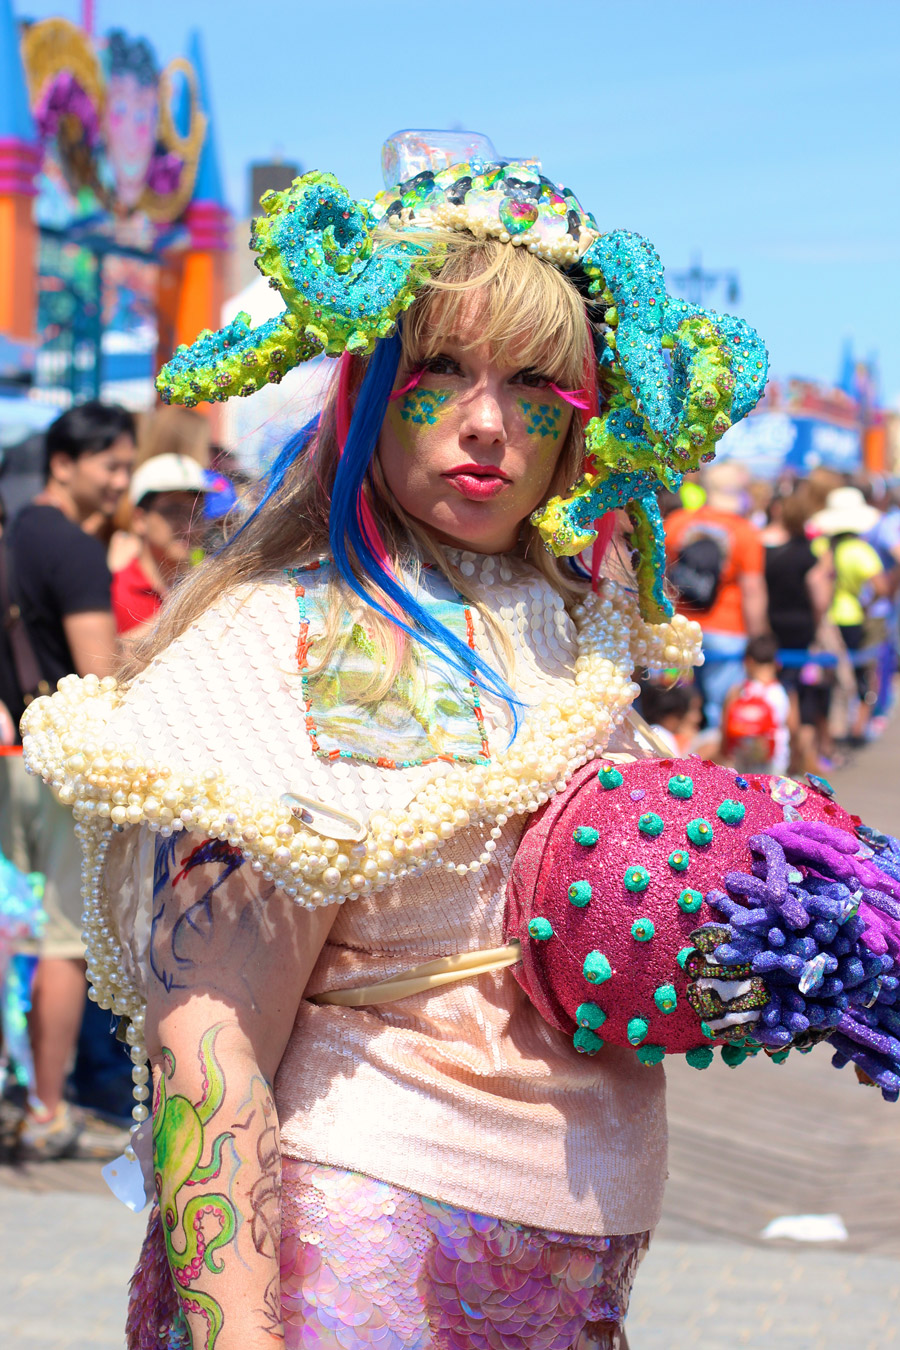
[
  {"x1": 390, "y1": 372, "x2": 592, "y2": 409},
  {"x1": 549, "y1": 384, "x2": 591, "y2": 410},
  {"x1": 389, "y1": 370, "x2": 424, "y2": 401}
]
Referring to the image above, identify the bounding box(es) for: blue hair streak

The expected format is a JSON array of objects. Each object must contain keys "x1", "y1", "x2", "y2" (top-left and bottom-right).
[{"x1": 329, "y1": 331, "x2": 522, "y2": 736}]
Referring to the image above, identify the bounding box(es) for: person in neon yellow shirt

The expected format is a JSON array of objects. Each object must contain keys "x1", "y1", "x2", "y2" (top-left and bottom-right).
[{"x1": 812, "y1": 487, "x2": 892, "y2": 742}]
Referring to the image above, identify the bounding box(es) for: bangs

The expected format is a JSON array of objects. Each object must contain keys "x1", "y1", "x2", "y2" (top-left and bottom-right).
[{"x1": 400, "y1": 235, "x2": 588, "y2": 387}]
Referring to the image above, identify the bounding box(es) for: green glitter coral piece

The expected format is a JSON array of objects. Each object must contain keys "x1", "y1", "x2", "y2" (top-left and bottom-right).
[
  {"x1": 677, "y1": 888, "x2": 704, "y2": 914},
  {"x1": 636, "y1": 1044, "x2": 666, "y2": 1066},
  {"x1": 568, "y1": 881, "x2": 592, "y2": 908},
  {"x1": 716, "y1": 799, "x2": 746, "y2": 825},
  {"x1": 597, "y1": 766, "x2": 624, "y2": 789},
  {"x1": 583, "y1": 951, "x2": 613, "y2": 984},
  {"x1": 677, "y1": 946, "x2": 696, "y2": 969},
  {"x1": 576, "y1": 1002, "x2": 607, "y2": 1030},
  {"x1": 668, "y1": 774, "x2": 694, "y2": 799},
  {"x1": 721, "y1": 1043, "x2": 750, "y2": 1067},
  {"x1": 686, "y1": 1046, "x2": 714, "y2": 1069},
  {"x1": 528, "y1": 917, "x2": 554, "y2": 941},
  {"x1": 627, "y1": 1016, "x2": 649, "y2": 1045},
  {"x1": 157, "y1": 311, "x2": 320, "y2": 407},
  {"x1": 573, "y1": 1027, "x2": 604, "y2": 1055},
  {"x1": 573, "y1": 825, "x2": 600, "y2": 846},
  {"x1": 624, "y1": 865, "x2": 651, "y2": 893},
  {"x1": 700, "y1": 1020, "x2": 715, "y2": 1039},
  {"x1": 668, "y1": 850, "x2": 690, "y2": 873},
  {"x1": 654, "y1": 983, "x2": 677, "y2": 1013},
  {"x1": 631, "y1": 917, "x2": 655, "y2": 941},
  {"x1": 686, "y1": 818, "x2": 714, "y2": 847},
  {"x1": 638, "y1": 812, "x2": 664, "y2": 837}
]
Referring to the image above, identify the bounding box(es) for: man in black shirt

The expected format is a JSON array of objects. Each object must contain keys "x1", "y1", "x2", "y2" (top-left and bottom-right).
[
  {"x1": 2, "y1": 402, "x2": 136, "y2": 1158},
  {"x1": 0, "y1": 493, "x2": 23, "y2": 744}
]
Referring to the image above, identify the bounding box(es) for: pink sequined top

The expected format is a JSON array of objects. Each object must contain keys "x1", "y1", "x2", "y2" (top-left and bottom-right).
[{"x1": 277, "y1": 820, "x2": 668, "y2": 1238}]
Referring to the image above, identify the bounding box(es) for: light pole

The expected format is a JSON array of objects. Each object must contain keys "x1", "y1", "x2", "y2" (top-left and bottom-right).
[{"x1": 671, "y1": 253, "x2": 740, "y2": 309}]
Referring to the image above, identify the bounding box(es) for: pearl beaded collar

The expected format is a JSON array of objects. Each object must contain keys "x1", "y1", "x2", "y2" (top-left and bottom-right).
[{"x1": 21, "y1": 565, "x2": 700, "y2": 1132}]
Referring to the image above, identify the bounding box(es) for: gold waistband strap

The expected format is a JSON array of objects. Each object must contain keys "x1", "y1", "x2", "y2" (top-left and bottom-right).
[{"x1": 311, "y1": 940, "x2": 523, "y2": 1008}]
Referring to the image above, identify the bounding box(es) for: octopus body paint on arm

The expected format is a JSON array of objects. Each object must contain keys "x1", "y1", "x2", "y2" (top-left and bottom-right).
[{"x1": 145, "y1": 832, "x2": 340, "y2": 1350}]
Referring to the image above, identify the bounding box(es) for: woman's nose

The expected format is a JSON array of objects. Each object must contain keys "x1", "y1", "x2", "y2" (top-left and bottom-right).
[{"x1": 460, "y1": 384, "x2": 506, "y2": 444}]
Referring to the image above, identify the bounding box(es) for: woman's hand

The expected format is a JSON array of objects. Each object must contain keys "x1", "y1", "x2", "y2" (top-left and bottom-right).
[{"x1": 145, "y1": 832, "x2": 339, "y2": 1350}]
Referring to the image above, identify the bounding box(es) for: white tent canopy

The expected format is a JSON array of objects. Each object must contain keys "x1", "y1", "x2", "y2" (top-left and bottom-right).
[{"x1": 219, "y1": 278, "x2": 334, "y2": 475}]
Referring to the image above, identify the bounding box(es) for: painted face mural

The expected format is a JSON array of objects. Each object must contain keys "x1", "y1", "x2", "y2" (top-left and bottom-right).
[{"x1": 104, "y1": 32, "x2": 159, "y2": 209}]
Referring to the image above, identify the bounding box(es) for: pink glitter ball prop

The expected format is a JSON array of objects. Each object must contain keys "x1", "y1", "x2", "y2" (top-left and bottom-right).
[{"x1": 505, "y1": 758, "x2": 855, "y2": 1061}]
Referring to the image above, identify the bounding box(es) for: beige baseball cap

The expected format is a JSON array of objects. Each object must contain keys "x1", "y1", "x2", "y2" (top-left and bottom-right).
[{"x1": 129, "y1": 453, "x2": 207, "y2": 506}]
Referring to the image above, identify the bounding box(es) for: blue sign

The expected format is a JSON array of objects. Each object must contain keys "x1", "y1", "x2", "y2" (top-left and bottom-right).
[{"x1": 717, "y1": 412, "x2": 861, "y2": 478}]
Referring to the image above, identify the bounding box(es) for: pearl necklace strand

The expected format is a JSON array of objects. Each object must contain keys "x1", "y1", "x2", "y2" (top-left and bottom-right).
[{"x1": 22, "y1": 580, "x2": 700, "y2": 1146}]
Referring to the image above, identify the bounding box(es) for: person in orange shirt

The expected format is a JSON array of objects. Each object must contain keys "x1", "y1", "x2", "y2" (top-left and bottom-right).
[{"x1": 665, "y1": 463, "x2": 769, "y2": 729}]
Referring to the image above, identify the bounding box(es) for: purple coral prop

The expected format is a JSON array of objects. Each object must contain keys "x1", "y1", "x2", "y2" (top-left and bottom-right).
[{"x1": 698, "y1": 821, "x2": 900, "y2": 1101}]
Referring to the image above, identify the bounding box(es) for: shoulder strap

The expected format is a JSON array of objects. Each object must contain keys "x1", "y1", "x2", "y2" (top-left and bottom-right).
[{"x1": 0, "y1": 535, "x2": 49, "y2": 705}]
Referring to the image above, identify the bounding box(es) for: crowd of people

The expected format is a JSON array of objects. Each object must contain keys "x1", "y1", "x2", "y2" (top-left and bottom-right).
[
  {"x1": 640, "y1": 460, "x2": 900, "y2": 780},
  {"x1": 0, "y1": 400, "x2": 240, "y2": 1160}
]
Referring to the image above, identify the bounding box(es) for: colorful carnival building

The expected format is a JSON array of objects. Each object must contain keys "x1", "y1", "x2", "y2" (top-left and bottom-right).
[{"x1": 0, "y1": 0, "x2": 229, "y2": 411}]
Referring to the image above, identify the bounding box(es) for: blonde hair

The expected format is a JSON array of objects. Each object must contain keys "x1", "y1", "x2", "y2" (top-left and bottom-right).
[{"x1": 125, "y1": 235, "x2": 592, "y2": 696}]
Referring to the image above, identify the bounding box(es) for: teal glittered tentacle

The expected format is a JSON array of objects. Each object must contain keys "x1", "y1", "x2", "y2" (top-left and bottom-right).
[
  {"x1": 533, "y1": 229, "x2": 768, "y2": 621},
  {"x1": 157, "y1": 312, "x2": 319, "y2": 407},
  {"x1": 157, "y1": 171, "x2": 437, "y2": 405},
  {"x1": 581, "y1": 229, "x2": 767, "y2": 475},
  {"x1": 251, "y1": 171, "x2": 436, "y2": 354},
  {"x1": 628, "y1": 493, "x2": 671, "y2": 624}
]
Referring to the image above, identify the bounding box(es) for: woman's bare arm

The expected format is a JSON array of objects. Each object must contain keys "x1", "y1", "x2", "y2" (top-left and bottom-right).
[
  {"x1": 805, "y1": 554, "x2": 834, "y2": 628},
  {"x1": 145, "y1": 832, "x2": 338, "y2": 1350}
]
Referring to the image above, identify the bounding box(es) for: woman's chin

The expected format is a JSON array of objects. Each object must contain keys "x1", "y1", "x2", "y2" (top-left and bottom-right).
[
  {"x1": 403, "y1": 496, "x2": 522, "y2": 555},
  {"x1": 425, "y1": 517, "x2": 520, "y2": 555}
]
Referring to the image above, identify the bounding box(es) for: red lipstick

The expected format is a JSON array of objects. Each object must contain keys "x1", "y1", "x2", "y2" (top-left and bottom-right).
[{"x1": 442, "y1": 464, "x2": 510, "y2": 501}]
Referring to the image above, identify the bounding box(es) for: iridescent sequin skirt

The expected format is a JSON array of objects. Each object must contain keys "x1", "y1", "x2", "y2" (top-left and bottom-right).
[
  {"x1": 125, "y1": 1160, "x2": 648, "y2": 1350},
  {"x1": 279, "y1": 1160, "x2": 648, "y2": 1350}
]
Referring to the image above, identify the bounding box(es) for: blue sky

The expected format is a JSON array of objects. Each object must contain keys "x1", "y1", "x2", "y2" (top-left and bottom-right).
[{"x1": 17, "y1": 0, "x2": 900, "y2": 403}]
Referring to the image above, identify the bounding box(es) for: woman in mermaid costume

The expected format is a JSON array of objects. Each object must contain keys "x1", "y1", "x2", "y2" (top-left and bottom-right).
[{"x1": 25, "y1": 129, "x2": 900, "y2": 1349}]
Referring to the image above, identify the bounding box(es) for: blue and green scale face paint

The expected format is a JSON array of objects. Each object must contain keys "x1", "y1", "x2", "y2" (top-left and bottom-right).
[
  {"x1": 399, "y1": 388, "x2": 452, "y2": 425},
  {"x1": 518, "y1": 399, "x2": 564, "y2": 440}
]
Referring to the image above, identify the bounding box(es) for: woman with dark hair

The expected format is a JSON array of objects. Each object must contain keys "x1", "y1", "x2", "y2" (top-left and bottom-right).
[
  {"x1": 22, "y1": 132, "x2": 767, "y2": 1349},
  {"x1": 765, "y1": 485, "x2": 834, "y2": 772}
]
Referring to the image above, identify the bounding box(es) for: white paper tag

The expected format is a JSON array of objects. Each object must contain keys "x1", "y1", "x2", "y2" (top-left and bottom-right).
[{"x1": 101, "y1": 1121, "x2": 154, "y2": 1212}]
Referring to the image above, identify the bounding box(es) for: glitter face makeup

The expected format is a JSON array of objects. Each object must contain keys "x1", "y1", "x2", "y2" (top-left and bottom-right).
[
  {"x1": 378, "y1": 338, "x2": 574, "y2": 554},
  {"x1": 399, "y1": 389, "x2": 452, "y2": 426},
  {"x1": 518, "y1": 399, "x2": 564, "y2": 440}
]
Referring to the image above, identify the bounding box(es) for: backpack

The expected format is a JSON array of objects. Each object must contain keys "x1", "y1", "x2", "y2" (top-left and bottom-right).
[
  {"x1": 723, "y1": 686, "x2": 778, "y2": 769},
  {"x1": 669, "y1": 531, "x2": 725, "y2": 612}
]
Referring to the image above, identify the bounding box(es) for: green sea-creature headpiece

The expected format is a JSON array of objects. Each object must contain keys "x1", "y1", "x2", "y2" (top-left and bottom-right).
[{"x1": 157, "y1": 129, "x2": 768, "y2": 622}]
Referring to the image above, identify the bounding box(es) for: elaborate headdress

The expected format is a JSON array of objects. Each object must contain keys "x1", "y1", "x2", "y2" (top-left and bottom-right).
[{"x1": 157, "y1": 129, "x2": 768, "y2": 623}]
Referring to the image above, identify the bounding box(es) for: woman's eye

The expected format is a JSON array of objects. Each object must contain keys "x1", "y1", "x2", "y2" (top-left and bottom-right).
[
  {"x1": 424, "y1": 355, "x2": 461, "y2": 376},
  {"x1": 514, "y1": 369, "x2": 552, "y2": 388}
]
